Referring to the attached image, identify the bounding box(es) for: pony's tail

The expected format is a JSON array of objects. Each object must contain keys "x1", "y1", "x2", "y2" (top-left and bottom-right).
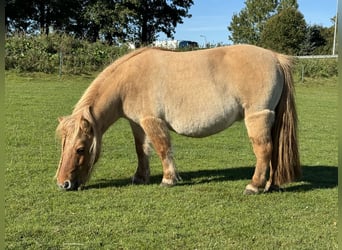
[{"x1": 271, "y1": 54, "x2": 301, "y2": 185}]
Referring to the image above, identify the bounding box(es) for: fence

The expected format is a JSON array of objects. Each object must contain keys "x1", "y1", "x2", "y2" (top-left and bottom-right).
[{"x1": 297, "y1": 55, "x2": 338, "y2": 59}]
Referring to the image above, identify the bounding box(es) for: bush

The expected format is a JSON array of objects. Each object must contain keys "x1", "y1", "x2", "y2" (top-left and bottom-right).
[
  {"x1": 293, "y1": 57, "x2": 337, "y2": 79},
  {"x1": 6, "y1": 35, "x2": 57, "y2": 73},
  {"x1": 6, "y1": 34, "x2": 338, "y2": 79},
  {"x1": 5, "y1": 34, "x2": 130, "y2": 74}
]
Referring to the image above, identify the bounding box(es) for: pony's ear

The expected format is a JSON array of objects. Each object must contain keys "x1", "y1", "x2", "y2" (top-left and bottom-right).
[
  {"x1": 80, "y1": 106, "x2": 95, "y2": 136},
  {"x1": 80, "y1": 117, "x2": 93, "y2": 136}
]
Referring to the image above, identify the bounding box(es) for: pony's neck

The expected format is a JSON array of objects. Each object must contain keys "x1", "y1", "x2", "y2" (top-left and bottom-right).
[
  {"x1": 93, "y1": 84, "x2": 122, "y2": 135},
  {"x1": 74, "y1": 71, "x2": 122, "y2": 135},
  {"x1": 92, "y1": 99, "x2": 121, "y2": 135},
  {"x1": 73, "y1": 48, "x2": 152, "y2": 135}
]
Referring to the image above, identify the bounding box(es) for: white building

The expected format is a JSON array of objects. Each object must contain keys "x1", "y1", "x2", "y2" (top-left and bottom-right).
[{"x1": 152, "y1": 40, "x2": 179, "y2": 49}]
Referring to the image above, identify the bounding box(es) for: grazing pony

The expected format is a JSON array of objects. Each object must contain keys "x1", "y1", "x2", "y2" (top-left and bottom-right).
[{"x1": 55, "y1": 44, "x2": 300, "y2": 194}]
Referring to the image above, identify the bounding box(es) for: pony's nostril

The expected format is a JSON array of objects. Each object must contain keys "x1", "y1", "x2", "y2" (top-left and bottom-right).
[{"x1": 62, "y1": 180, "x2": 71, "y2": 190}]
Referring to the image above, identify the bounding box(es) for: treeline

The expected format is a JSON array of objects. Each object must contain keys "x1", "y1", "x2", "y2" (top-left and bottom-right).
[
  {"x1": 5, "y1": 0, "x2": 337, "y2": 76},
  {"x1": 5, "y1": 0, "x2": 193, "y2": 46},
  {"x1": 228, "y1": 0, "x2": 337, "y2": 55}
]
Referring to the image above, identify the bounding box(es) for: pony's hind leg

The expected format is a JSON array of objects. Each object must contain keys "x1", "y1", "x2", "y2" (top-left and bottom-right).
[
  {"x1": 130, "y1": 122, "x2": 151, "y2": 184},
  {"x1": 244, "y1": 110, "x2": 275, "y2": 194},
  {"x1": 140, "y1": 116, "x2": 180, "y2": 186}
]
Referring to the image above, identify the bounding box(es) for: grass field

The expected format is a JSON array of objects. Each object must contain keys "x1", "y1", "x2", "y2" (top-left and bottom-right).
[{"x1": 5, "y1": 71, "x2": 337, "y2": 249}]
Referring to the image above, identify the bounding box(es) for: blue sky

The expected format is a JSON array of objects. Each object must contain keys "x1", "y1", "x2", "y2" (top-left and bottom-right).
[{"x1": 159, "y1": 0, "x2": 337, "y2": 45}]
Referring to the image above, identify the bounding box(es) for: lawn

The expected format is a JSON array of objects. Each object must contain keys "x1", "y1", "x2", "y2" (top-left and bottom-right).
[{"x1": 5, "y1": 71, "x2": 337, "y2": 249}]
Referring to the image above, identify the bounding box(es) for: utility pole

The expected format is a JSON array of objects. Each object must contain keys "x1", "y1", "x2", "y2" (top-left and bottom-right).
[
  {"x1": 200, "y1": 35, "x2": 207, "y2": 48},
  {"x1": 332, "y1": 0, "x2": 338, "y2": 55}
]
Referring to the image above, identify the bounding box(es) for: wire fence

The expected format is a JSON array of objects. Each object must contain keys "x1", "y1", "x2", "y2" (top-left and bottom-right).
[
  {"x1": 296, "y1": 55, "x2": 338, "y2": 59},
  {"x1": 295, "y1": 55, "x2": 338, "y2": 82}
]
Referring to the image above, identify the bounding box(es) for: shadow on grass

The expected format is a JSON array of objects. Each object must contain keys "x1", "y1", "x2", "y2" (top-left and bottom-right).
[
  {"x1": 86, "y1": 165, "x2": 337, "y2": 192},
  {"x1": 285, "y1": 165, "x2": 337, "y2": 192}
]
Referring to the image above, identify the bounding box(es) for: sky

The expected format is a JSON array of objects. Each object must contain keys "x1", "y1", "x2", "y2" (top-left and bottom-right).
[{"x1": 158, "y1": 0, "x2": 338, "y2": 46}]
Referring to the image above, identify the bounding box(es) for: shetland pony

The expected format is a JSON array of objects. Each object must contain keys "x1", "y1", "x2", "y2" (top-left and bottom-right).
[{"x1": 55, "y1": 45, "x2": 300, "y2": 194}]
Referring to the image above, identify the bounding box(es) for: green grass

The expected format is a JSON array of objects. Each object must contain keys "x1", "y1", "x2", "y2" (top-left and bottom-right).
[{"x1": 5, "y1": 71, "x2": 337, "y2": 249}]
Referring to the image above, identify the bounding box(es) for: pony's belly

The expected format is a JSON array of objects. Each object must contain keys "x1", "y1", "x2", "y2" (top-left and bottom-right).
[{"x1": 168, "y1": 108, "x2": 242, "y2": 138}]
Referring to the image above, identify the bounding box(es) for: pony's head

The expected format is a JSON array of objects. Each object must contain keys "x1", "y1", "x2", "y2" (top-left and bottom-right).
[{"x1": 55, "y1": 107, "x2": 101, "y2": 191}]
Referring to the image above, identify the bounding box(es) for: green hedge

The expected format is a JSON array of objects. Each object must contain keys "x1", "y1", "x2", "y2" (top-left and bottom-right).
[
  {"x1": 5, "y1": 34, "x2": 338, "y2": 78},
  {"x1": 294, "y1": 57, "x2": 338, "y2": 79},
  {"x1": 5, "y1": 34, "x2": 129, "y2": 74}
]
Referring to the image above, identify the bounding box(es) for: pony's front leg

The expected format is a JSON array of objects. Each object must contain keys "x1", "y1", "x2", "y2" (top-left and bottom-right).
[
  {"x1": 140, "y1": 116, "x2": 181, "y2": 186},
  {"x1": 244, "y1": 110, "x2": 275, "y2": 194},
  {"x1": 130, "y1": 123, "x2": 151, "y2": 184}
]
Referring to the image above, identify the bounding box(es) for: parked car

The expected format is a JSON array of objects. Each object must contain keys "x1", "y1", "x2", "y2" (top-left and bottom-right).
[{"x1": 178, "y1": 40, "x2": 199, "y2": 49}]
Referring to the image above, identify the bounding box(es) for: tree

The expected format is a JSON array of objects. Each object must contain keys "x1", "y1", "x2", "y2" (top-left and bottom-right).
[
  {"x1": 313, "y1": 17, "x2": 336, "y2": 55},
  {"x1": 123, "y1": 0, "x2": 193, "y2": 46},
  {"x1": 299, "y1": 25, "x2": 327, "y2": 55},
  {"x1": 228, "y1": 0, "x2": 302, "y2": 46},
  {"x1": 81, "y1": 0, "x2": 193, "y2": 45},
  {"x1": 276, "y1": 0, "x2": 298, "y2": 12},
  {"x1": 260, "y1": 7, "x2": 306, "y2": 55},
  {"x1": 6, "y1": 0, "x2": 36, "y2": 32},
  {"x1": 228, "y1": 0, "x2": 278, "y2": 45},
  {"x1": 6, "y1": 0, "x2": 193, "y2": 46},
  {"x1": 79, "y1": 0, "x2": 133, "y2": 44},
  {"x1": 6, "y1": 0, "x2": 84, "y2": 35}
]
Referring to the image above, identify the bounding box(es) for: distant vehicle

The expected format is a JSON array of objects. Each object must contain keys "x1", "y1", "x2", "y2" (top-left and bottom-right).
[{"x1": 178, "y1": 40, "x2": 199, "y2": 49}]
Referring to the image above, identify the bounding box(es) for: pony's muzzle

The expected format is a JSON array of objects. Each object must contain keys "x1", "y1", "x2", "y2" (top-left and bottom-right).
[
  {"x1": 58, "y1": 180, "x2": 84, "y2": 191},
  {"x1": 58, "y1": 180, "x2": 75, "y2": 191}
]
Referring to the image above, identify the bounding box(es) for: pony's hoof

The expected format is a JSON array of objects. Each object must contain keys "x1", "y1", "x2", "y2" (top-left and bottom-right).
[
  {"x1": 243, "y1": 189, "x2": 259, "y2": 195},
  {"x1": 132, "y1": 176, "x2": 149, "y2": 185},
  {"x1": 243, "y1": 184, "x2": 260, "y2": 195},
  {"x1": 160, "y1": 182, "x2": 175, "y2": 187},
  {"x1": 160, "y1": 178, "x2": 177, "y2": 187}
]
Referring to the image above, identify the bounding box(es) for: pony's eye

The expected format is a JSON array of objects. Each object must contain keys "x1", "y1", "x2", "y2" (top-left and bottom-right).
[{"x1": 76, "y1": 147, "x2": 85, "y2": 155}]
